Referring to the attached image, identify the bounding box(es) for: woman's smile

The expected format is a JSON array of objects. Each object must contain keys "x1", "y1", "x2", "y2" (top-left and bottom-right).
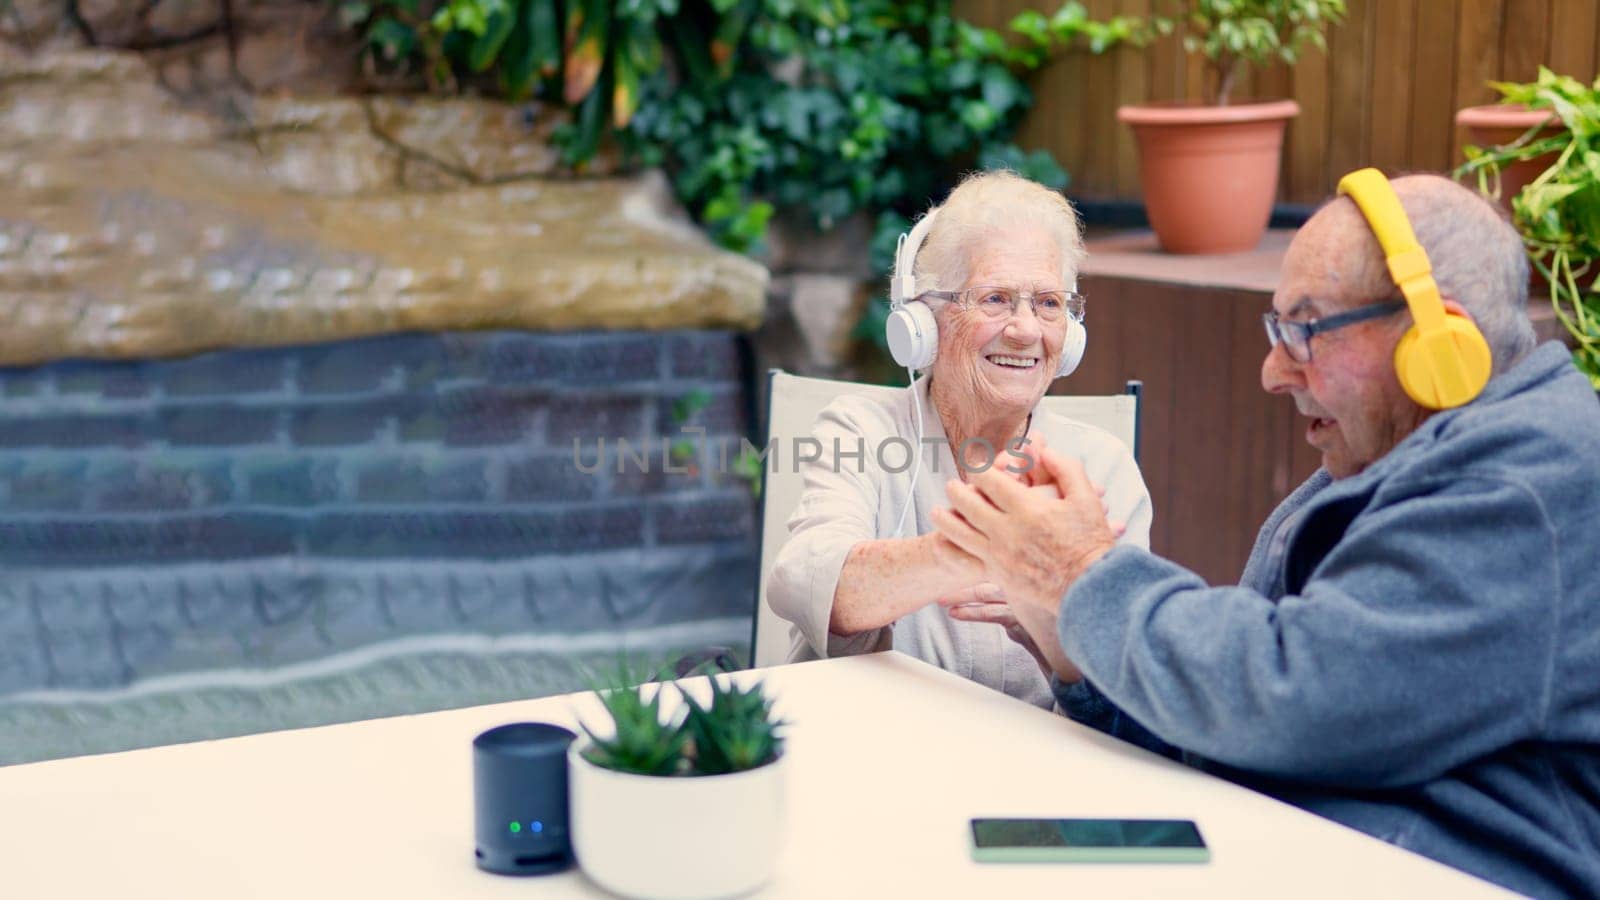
[{"x1": 985, "y1": 353, "x2": 1041, "y2": 370}]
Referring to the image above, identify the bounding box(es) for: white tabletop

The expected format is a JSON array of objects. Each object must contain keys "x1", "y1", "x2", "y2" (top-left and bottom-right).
[{"x1": 0, "y1": 652, "x2": 1510, "y2": 899}]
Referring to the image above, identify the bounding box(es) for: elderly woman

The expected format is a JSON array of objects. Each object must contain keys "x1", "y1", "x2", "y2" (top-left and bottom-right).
[{"x1": 766, "y1": 171, "x2": 1153, "y2": 709}]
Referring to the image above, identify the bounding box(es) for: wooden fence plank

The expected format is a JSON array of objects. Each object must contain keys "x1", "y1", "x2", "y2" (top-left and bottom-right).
[
  {"x1": 1254, "y1": 61, "x2": 1294, "y2": 198},
  {"x1": 1501, "y1": 0, "x2": 1553, "y2": 83},
  {"x1": 1148, "y1": 7, "x2": 1184, "y2": 101},
  {"x1": 1078, "y1": 0, "x2": 1123, "y2": 196},
  {"x1": 1288, "y1": 41, "x2": 1332, "y2": 203},
  {"x1": 1326, "y1": 0, "x2": 1375, "y2": 184},
  {"x1": 1411, "y1": 0, "x2": 1462, "y2": 175},
  {"x1": 1549, "y1": 0, "x2": 1599, "y2": 79},
  {"x1": 1369, "y1": 0, "x2": 1419, "y2": 174},
  {"x1": 957, "y1": 2, "x2": 1585, "y2": 203},
  {"x1": 1452, "y1": 0, "x2": 1508, "y2": 167},
  {"x1": 1113, "y1": 0, "x2": 1154, "y2": 197}
]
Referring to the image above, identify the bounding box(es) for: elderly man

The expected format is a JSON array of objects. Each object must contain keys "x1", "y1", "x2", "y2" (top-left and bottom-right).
[{"x1": 932, "y1": 173, "x2": 1600, "y2": 898}]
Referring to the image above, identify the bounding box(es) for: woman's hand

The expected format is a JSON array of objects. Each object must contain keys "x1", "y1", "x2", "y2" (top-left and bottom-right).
[
  {"x1": 1007, "y1": 433, "x2": 1051, "y2": 488},
  {"x1": 933, "y1": 581, "x2": 1005, "y2": 610},
  {"x1": 924, "y1": 531, "x2": 986, "y2": 585},
  {"x1": 946, "y1": 591, "x2": 1084, "y2": 684},
  {"x1": 935, "y1": 449, "x2": 1121, "y2": 616}
]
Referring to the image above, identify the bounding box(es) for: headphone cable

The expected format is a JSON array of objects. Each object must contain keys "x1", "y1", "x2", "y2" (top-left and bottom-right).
[{"x1": 891, "y1": 366, "x2": 925, "y2": 539}]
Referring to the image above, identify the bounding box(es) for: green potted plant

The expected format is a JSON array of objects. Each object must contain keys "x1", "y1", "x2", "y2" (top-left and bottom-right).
[
  {"x1": 1457, "y1": 68, "x2": 1600, "y2": 388},
  {"x1": 568, "y1": 666, "x2": 787, "y2": 899},
  {"x1": 1117, "y1": 0, "x2": 1346, "y2": 254},
  {"x1": 1455, "y1": 104, "x2": 1562, "y2": 218}
]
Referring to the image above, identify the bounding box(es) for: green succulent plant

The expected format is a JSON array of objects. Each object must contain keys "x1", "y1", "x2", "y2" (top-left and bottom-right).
[
  {"x1": 579, "y1": 667, "x2": 690, "y2": 776},
  {"x1": 681, "y1": 676, "x2": 784, "y2": 775},
  {"x1": 577, "y1": 660, "x2": 784, "y2": 776}
]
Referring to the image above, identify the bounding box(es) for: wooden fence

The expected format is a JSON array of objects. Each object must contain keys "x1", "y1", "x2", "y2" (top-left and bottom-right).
[{"x1": 955, "y1": 0, "x2": 1600, "y2": 204}]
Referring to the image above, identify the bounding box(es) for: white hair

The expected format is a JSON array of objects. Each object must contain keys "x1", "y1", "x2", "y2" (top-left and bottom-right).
[{"x1": 908, "y1": 170, "x2": 1086, "y2": 294}]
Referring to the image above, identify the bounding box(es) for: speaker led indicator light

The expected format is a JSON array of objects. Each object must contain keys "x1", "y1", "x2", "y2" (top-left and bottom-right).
[{"x1": 508, "y1": 821, "x2": 521, "y2": 834}]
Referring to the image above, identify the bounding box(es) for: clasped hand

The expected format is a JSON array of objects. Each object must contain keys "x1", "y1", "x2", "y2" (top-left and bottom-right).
[{"x1": 928, "y1": 440, "x2": 1120, "y2": 681}]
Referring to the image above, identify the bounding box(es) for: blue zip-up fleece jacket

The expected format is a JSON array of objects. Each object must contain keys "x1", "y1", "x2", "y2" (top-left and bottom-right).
[{"x1": 1053, "y1": 343, "x2": 1600, "y2": 897}]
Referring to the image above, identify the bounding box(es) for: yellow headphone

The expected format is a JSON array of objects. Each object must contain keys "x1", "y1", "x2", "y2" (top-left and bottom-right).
[{"x1": 1336, "y1": 168, "x2": 1492, "y2": 410}]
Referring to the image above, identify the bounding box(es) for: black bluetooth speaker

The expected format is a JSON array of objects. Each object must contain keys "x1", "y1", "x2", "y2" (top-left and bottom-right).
[{"x1": 473, "y1": 722, "x2": 577, "y2": 875}]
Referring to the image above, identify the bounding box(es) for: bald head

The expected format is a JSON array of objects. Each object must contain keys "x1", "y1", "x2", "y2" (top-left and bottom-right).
[{"x1": 1311, "y1": 174, "x2": 1535, "y2": 372}]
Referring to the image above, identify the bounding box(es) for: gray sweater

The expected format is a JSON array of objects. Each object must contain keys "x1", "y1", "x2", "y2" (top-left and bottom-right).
[{"x1": 1054, "y1": 342, "x2": 1600, "y2": 898}]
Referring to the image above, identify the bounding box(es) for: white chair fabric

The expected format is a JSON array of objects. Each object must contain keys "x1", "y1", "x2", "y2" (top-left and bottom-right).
[{"x1": 749, "y1": 370, "x2": 1141, "y2": 669}]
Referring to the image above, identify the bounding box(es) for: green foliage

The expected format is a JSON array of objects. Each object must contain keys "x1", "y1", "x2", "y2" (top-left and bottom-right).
[
  {"x1": 334, "y1": 1, "x2": 1145, "y2": 380},
  {"x1": 1162, "y1": 0, "x2": 1345, "y2": 105},
  {"x1": 681, "y1": 676, "x2": 785, "y2": 774},
  {"x1": 1457, "y1": 68, "x2": 1600, "y2": 387},
  {"x1": 578, "y1": 660, "x2": 784, "y2": 776},
  {"x1": 628, "y1": 1, "x2": 1142, "y2": 253},
  {"x1": 334, "y1": 1, "x2": 1140, "y2": 251}
]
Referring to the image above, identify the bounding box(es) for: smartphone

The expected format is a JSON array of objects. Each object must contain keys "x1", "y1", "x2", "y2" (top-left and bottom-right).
[{"x1": 969, "y1": 818, "x2": 1209, "y2": 864}]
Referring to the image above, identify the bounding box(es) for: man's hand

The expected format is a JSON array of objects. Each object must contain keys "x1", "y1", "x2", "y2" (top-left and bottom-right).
[{"x1": 930, "y1": 447, "x2": 1118, "y2": 615}]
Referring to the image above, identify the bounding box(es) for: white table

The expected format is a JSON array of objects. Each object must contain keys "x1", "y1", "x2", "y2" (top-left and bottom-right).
[{"x1": 0, "y1": 652, "x2": 1510, "y2": 898}]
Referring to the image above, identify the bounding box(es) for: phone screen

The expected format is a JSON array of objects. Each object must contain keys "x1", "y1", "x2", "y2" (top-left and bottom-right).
[{"x1": 970, "y1": 818, "x2": 1208, "y2": 863}]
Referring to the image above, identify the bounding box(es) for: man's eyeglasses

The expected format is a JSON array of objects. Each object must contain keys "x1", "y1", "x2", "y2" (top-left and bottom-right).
[
  {"x1": 1263, "y1": 300, "x2": 1407, "y2": 363},
  {"x1": 919, "y1": 285, "x2": 1086, "y2": 324}
]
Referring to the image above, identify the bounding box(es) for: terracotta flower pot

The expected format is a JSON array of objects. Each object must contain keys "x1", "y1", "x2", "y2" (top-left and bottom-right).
[
  {"x1": 1118, "y1": 99, "x2": 1300, "y2": 255},
  {"x1": 1455, "y1": 104, "x2": 1563, "y2": 217}
]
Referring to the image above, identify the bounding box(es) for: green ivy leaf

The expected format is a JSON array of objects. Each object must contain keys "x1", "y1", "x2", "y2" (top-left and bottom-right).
[
  {"x1": 366, "y1": 18, "x2": 416, "y2": 61},
  {"x1": 468, "y1": 6, "x2": 515, "y2": 72}
]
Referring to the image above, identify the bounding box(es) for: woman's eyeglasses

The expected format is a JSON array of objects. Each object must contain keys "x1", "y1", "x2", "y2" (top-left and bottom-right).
[
  {"x1": 1263, "y1": 300, "x2": 1407, "y2": 363},
  {"x1": 918, "y1": 285, "x2": 1086, "y2": 324}
]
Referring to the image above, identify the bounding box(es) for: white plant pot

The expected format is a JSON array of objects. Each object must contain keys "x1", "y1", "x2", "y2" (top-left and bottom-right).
[{"x1": 568, "y1": 742, "x2": 786, "y2": 899}]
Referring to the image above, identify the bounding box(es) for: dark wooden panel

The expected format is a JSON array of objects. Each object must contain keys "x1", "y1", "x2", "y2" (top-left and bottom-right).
[
  {"x1": 1165, "y1": 283, "x2": 1244, "y2": 574},
  {"x1": 1056, "y1": 274, "x2": 1320, "y2": 585},
  {"x1": 1225, "y1": 290, "x2": 1288, "y2": 582}
]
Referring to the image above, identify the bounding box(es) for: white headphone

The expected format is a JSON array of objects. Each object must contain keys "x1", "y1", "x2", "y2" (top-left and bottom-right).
[{"x1": 883, "y1": 206, "x2": 1087, "y2": 378}]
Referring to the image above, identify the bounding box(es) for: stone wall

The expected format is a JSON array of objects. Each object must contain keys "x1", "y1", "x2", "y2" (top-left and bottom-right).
[
  {"x1": 0, "y1": 40, "x2": 772, "y2": 760},
  {"x1": 2, "y1": 0, "x2": 363, "y2": 97},
  {"x1": 0, "y1": 50, "x2": 765, "y2": 366},
  {"x1": 0, "y1": 329, "x2": 757, "y2": 758}
]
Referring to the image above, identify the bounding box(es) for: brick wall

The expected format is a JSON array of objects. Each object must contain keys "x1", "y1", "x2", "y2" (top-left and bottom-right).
[{"x1": 0, "y1": 331, "x2": 758, "y2": 699}]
